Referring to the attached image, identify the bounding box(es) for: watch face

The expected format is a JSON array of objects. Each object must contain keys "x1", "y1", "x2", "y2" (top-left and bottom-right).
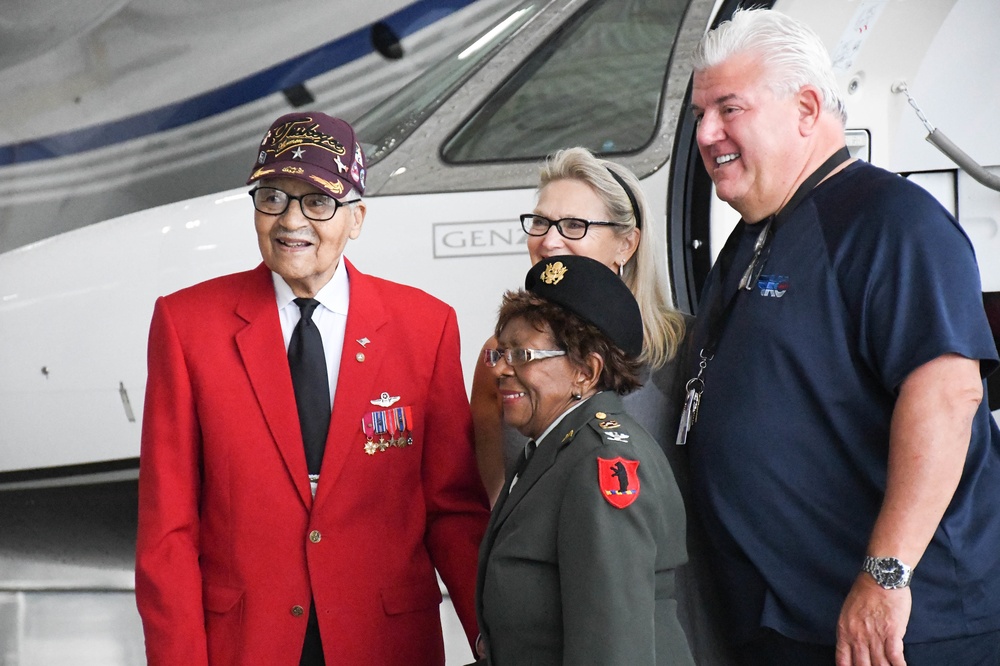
[
  {"x1": 866, "y1": 556, "x2": 911, "y2": 589},
  {"x1": 877, "y1": 559, "x2": 905, "y2": 586}
]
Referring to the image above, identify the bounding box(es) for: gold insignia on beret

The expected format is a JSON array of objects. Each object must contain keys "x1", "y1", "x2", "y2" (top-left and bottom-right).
[
  {"x1": 599, "y1": 420, "x2": 620, "y2": 429},
  {"x1": 309, "y1": 175, "x2": 344, "y2": 194},
  {"x1": 281, "y1": 166, "x2": 305, "y2": 175},
  {"x1": 595, "y1": 411, "x2": 607, "y2": 419},
  {"x1": 540, "y1": 261, "x2": 568, "y2": 285},
  {"x1": 562, "y1": 429, "x2": 575, "y2": 443}
]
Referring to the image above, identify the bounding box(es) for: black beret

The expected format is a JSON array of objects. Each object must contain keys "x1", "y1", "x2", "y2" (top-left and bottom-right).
[{"x1": 524, "y1": 255, "x2": 643, "y2": 359}]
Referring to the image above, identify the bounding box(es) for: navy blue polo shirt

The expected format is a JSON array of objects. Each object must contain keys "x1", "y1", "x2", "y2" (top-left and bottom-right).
[{"x1": 687, "y1": 160, "x2": 1000, "y2": 645}]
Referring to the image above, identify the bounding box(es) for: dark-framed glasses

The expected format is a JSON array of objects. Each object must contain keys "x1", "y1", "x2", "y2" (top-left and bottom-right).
[
  {"x1": 249, "y1": 186, "x2": 360, "y2": 222},
  {"x1": 520, "y1": 214, "x2": 624, "y2": 240},
  {"x1": 483, "y1": 347, "x2": 566, "y2": 367}
]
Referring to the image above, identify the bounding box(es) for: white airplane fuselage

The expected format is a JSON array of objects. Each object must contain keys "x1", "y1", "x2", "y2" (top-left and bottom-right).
[{"x1": 2, "y1": 0, "x2": 998, "y2": 482}]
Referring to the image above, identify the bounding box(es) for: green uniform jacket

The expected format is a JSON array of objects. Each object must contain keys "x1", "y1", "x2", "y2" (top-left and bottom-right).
[{"x1": 476, "y1": 391, "x2": 695, "y2": 665}]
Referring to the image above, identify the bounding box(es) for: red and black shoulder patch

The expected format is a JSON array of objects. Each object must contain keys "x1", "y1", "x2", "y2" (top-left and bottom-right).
[{"x1": 597, "y1": 456, "x2": 640, "y2": 509}]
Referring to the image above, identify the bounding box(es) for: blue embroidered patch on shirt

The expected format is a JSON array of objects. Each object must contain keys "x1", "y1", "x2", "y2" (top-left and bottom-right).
[{"x1": 756, "y1": 274, "x2": 789, "y2": 297}]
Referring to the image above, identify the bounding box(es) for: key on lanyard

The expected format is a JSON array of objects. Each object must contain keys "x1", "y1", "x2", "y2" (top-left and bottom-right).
[{"x1": 675, "y1": 349, "x2": 712, "y2": 446}]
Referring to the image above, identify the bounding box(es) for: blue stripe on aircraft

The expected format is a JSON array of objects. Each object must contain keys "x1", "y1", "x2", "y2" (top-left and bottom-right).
[{"x1": 0, "y1": 0, "x2": 476, "y2": 166}]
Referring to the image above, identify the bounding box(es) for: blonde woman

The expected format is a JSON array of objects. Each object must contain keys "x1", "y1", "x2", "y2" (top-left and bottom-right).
[{"x1": 472, "y1": 147, "x2": 685, "y2": 500}]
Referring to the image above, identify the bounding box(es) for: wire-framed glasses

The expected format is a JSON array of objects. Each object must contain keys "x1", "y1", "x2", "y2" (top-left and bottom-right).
[
  {"x1": 249, "y1": 186, "x2": 360, "y2": 221},
  {"x1": 520, "y1": 214, "x2": 624, "y2": 240},
  {"x1": 483, "y1": 347, "x2": 567, "y2": 367}
]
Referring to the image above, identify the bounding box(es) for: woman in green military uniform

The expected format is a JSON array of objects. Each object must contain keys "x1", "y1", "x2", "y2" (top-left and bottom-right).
[{"x1": 474, "y1": 254, "x2": 694, "y2": 665}]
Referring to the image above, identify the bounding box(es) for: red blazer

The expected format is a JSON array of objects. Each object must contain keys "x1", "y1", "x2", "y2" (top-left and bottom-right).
[{"x1": 136, "y1": 260, "x2": 489, "y2": 666}]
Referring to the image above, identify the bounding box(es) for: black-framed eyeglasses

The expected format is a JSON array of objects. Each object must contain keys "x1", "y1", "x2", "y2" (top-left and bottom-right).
[
  {"x1": 249, "y1": 186, "x2": 360, "y2": 222},
  {"x1": 483, "y1": 347, "x2": 566, "y2": 367},
  {"x1": 520, "y1": 214, "x2": 624, "y2": 240}
]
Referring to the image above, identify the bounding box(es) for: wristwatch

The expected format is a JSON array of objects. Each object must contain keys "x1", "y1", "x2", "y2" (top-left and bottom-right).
[{"x1": 862, "y1": 556, "x2": 913, "y2": 589}]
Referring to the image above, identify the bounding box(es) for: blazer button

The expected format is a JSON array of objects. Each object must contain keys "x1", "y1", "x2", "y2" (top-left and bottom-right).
[
  {"x1": 309, "y1": 530, "x2": 322, "y2": 543},
  {"x1": 291, "y1": 605, "x2": 305, "y2": 617}
]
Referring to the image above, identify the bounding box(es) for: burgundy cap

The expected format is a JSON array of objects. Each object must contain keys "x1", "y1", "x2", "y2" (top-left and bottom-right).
[{"x1": 247, "y1": 112, "x2": 366, "y2": 198}]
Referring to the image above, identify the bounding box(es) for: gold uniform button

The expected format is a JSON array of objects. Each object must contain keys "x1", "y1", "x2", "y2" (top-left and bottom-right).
[
  {"x1": 291, "y1": 605, "x2": 305, "y2": 617},
  {"x1": 356, "y1": 352, "x2": 365, "y2": 362},
  {"x1": 309, "y1": 530, "x2": 322, "y2": 543},
  {"x1": 595, "y1": 412, "x2": 607, "y2": 419}
]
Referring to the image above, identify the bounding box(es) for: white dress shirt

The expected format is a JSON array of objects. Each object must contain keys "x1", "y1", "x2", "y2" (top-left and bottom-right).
[{"x1": 271, "y1": 262, "x2": 350, "y2": 410}]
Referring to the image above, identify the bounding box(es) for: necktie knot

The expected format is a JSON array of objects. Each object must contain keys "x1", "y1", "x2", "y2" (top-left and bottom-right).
[
  {"x1": 294, "y1": 297, "x2": 321, "y2": 322},
  {"x1": 513, "y1": 440, "x2": 537, "y2": 481},
  {"x1": 525, "y1": 440, "x2": 537, "y2": 460}
]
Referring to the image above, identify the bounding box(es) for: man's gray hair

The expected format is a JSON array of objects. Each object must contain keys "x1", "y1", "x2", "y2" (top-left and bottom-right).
[{"x1": 693, "y1": 8, "x2": 847, "y2": 125}]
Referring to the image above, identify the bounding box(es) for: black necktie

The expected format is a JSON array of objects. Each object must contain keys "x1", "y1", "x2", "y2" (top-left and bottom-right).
[
  {"x1": 511, "y1": 440, "x2": 537, "y2": 487},
  {"x1": 288, "y1": 298, "x2": 331, "y2": 475}
]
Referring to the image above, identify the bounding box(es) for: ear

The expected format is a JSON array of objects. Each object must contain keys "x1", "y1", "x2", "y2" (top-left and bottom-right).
[
  {"x1": 618, "y1": 227, "x2": 641, "y2": 266},
  {"x1": 797, "y1": 85, "x2": 823, "y2": 135},
  {"x1": 575, "y1": 352, "x2": 605, "y2": 396},
  {"x1": 348, "y1": 201, "x2": 367, "y2": 240}
]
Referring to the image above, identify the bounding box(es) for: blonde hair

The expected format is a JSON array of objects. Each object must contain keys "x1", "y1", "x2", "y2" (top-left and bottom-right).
[{"x1": 538, "y1": 147, "x2": 685, "y2": 369}]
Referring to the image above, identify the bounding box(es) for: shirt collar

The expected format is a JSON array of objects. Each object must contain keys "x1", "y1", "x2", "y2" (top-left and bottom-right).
[
  {"x1": 271, "y1": 260, "x2": 350, "y2": 315},
  {"x1": 534, "y1": 395, "x2": 590, "y2": 445}
]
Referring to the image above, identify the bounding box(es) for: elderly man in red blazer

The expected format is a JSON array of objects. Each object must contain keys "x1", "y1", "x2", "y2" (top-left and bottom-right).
[{"x1": 135, "y1": 112, "x2": 489, "y2": 666}]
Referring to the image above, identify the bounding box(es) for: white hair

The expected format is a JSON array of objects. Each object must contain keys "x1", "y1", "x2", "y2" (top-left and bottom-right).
[{"x1": 693, "y1": 7, "x2": 847, "y2": 125}]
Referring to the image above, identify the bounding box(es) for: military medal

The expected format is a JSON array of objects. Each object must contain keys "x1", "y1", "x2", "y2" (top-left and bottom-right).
[
  {"x1": 388, "y1": 407, "x2": 404, "y2": 447},
  {"x1": 372, "y1": 410, "x2": 390, "y2": 451},
  {"x1": 363, "y1": 406, "x2": 413, "y2": 453},
  {"x1": 362, "y1": 414, "x2": 378, "y2": 455},
  {"x1": 386, "y1": 410, "x2": 400, "y2": 447},
  {"x1": 391, "y1": 406, "x2": 413, "y2": 447}
]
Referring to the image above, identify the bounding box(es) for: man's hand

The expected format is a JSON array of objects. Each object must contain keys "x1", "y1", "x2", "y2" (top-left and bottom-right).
[{"x1": 835, "y1": 574, "x2": 910, "y2": 666}]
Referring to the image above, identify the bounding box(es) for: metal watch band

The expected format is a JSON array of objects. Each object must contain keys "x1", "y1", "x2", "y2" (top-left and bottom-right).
[{"x1": 862, "y1": 555, "x2": 913, "y2": 589}]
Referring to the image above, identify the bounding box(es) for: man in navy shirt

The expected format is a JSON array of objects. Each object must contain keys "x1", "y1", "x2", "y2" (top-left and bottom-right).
[{"x1": 686, "y1": 8, "x2": 1000, "y2": 665}]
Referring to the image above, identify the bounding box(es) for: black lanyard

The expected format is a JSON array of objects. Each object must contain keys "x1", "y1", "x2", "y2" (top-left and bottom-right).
[
  {"x1": 675, "y1": 146, "x2": 850, "y2": 446},
  {"x1": 702, "y1": 146, "x2": 851, "y2": 358}
]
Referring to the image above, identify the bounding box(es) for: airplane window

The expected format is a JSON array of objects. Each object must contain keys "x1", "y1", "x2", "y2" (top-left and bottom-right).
[
  {"x1": 442, "y1": 0, "x2": 687, "y2": 162},
  {"x1": 353, "y1": 3, "x2": 539, "y2": 166}
]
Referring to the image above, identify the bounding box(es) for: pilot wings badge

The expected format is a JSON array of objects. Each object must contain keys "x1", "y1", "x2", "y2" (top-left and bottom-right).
[{"x1": 370, "y1": 391, "x2": 400, "y2": 407}]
